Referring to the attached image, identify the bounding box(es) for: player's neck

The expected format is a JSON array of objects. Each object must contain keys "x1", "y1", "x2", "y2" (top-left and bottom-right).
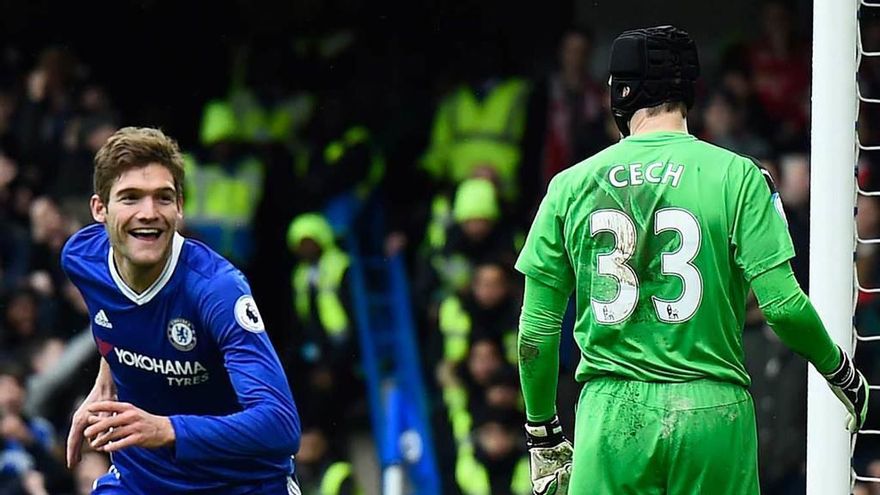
[
  {"x1": 628, "y1": 110, "x2": 689, "y2": 136},
  {"x1": 113, "y1": 251, "x2": 168, "y2": 294}
]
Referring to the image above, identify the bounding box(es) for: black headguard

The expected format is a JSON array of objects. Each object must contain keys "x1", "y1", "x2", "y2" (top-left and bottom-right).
[{"x1": 609, "y1": 25, "x2": 700, "y2": 136}]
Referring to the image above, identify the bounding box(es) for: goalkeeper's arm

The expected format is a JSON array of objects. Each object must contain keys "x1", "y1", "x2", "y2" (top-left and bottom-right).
[
  {"x1": 519, "y1": 275, "x2": 570, "y2": 422},
  {"x1": 519, "y1": 276, "x2": 573, "y2": 495},
  {"x1": 752, "y1": 261, "x2": 868, "y2": 431}
]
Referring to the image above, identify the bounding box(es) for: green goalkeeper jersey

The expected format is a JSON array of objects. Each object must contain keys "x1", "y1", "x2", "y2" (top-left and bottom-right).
[{"x1": 515, "y1": 131, "x2": 794, "y2": 387}]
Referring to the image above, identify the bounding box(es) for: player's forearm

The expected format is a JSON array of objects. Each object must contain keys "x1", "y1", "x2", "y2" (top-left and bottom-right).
[
  {"x1": 170, "y1": 399, "x2": 300, "y2": 462},
  {"x1": 519, "y1": 276, "x2": 569, "y2": 422},
  {"x1": 93, "y1": 357, "x2": 116, "y2": 397},
  {"x1": 752, "y1": 262, "x2": 841, "y2": 374}
]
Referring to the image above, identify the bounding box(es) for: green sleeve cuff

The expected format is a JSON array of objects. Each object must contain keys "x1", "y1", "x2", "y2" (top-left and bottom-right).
[{"x1": 519, "y1": 276, "x2": 570, "y2": 422}]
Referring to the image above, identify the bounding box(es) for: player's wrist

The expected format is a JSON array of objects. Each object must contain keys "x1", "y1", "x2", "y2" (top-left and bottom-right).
[
  {"x1": 87, "y1": 384, "x2": 114, "y2": 403},
  {"x1": 823, "y1": 346, "x2": 855, "y2": 388},
  {"x1": 159, "y1": 416, "x2": 176, "y2": 447},
  {"x1": 92, "y1": 366, "x2": 116, "y2": 400},
  {"x1": 525, "y1": 415, "x2": 566, "y2": 448}
]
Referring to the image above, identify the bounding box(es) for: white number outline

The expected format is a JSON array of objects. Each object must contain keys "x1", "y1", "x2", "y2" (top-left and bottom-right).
[
  {"x1": 651, "y1": 208, "x2": 703, "y2": 323},
  {"x1": 588, "y1": 208, "x2": 703, "y2": 324},
  {"x1": 589, "y1": 209, "x2": 639, "y2": 324}
]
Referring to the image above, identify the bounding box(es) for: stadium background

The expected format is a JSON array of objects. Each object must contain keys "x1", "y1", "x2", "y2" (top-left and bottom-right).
[{"x1": 1, "y1": 0, "x2": 879, "y2": 494}]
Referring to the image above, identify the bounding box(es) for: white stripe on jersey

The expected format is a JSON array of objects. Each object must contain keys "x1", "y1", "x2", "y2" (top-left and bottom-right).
[{"x1": 287, "y1": 476, "x2": 301, "y2": 495}]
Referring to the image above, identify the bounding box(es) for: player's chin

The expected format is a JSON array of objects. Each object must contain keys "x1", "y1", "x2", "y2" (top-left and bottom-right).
[{"x1": 126, "y1": 241, "x2": 171, "y2": 266}]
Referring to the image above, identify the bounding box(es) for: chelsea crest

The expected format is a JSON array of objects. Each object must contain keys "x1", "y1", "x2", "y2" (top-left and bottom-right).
[{"x1": 167, "y1": 318, "x2": 197, "y2": 351}]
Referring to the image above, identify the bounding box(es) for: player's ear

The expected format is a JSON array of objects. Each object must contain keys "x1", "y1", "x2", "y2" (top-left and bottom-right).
[{"x1": 90, "y1": 194, "x2": 107, "y2": 223}]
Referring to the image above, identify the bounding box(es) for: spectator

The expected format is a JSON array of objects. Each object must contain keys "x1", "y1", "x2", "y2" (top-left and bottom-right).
[
  {"x1": 439, "y1": 338, "x2": 508, "y2": 444},
  {"x1": 182, "y1": 101, "x2": 266, "y2": 269},
  {"x1": 0, "y1": 154, "x2": 30, "y2": 295},
  {"x1": 15, "y1": 47, "x2": 81, "y2": 188},
  {"x1": 482, "y1": 367, "x2": 522, "y2": 414},
  {"x1": 0, "y1": 362, "x2": 67, "y2": 494},
  {"x1": 52, "y1": 116, "x2": 118, "y2": 226},
  {"x1": 285, "y1": 212, "x2": 367, "y2": 441},
  {"x1": 454, "y1": 407, "x2": 529, "y2": 495},
  {"x1": 0, "y1": 290, "x2": 45, "y2": 359},
  {"x1": 747, "y1": 1, "x2": 810, "y2": 150},
  {"x1": 419, "y1": 60, "x2": 530, "y2": 203},
  {"x1": 416, "y1": 179, "x2": 519, "y2": 322},
  {"x1": 435, "y1": 261, "x2": 520, "y2": 370},
  {"x1": 700, "y1": 89, "x2": 771, "y2": 160},
  {"x1": 524, "y1": 27, "x2": 610, "y2": 211},
  {"x1": 294, "y1": 426, "x2": 363, "y2": 495},
  {"x1": 28, "y1": 196, "x2": 77, "y2": 288},
  {"x1": 0, "y1": 89, "x2": 19, "y2": 156},
  {"x1": 778, "y1": 153, "x2": 810, "y2": 289}
]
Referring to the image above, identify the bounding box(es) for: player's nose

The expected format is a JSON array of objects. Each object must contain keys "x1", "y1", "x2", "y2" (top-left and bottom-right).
[{"x1": 135, "y1": 197, "x2": 159, "y2": 221}]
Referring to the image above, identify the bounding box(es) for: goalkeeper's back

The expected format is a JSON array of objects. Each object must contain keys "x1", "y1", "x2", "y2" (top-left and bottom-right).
[
  {"x1": 523, "y1": 130, "x2": 794, "y2": 387},
  {"x1": 514, "y1": 25, "x2": 863, "y2": 495}
]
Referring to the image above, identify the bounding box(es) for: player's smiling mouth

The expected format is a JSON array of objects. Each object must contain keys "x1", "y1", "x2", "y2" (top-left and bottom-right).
[{"x1": 129, "y1": 228, "x2": 163, "y2": 241}]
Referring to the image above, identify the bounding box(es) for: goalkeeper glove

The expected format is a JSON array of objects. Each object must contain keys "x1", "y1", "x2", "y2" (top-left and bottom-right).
[
  {"x1": 823, "y1": 346, "x2": 869, "y2": 433},
  {"x1": 525, "y1": 416, "x2": 573, "y2": 495}
]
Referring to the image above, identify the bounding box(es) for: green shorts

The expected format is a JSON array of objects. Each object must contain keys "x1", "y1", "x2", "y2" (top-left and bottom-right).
[{"x1": 569, "y1": 377, "x2": 759, "y2": 495}]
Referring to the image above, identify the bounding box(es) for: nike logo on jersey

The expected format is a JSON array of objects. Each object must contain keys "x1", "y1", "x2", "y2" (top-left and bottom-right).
[{"x1": 94, "y1": 310, "x2": 113, "y2": 329}]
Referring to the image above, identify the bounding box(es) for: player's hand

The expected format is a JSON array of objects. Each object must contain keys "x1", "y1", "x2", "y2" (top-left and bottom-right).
[
  {"x1": 823, "y1": 346, "x2": 870, "y2": 432},
  {"x1": 525, "y1": 415, "x2": 573, "y2": 495},
  {"x1": 67, "y1": 386, "x2": 116, "y2": 468},
  {"x1": 84, "y1": 401, "x2": 175, "y2": 453}
]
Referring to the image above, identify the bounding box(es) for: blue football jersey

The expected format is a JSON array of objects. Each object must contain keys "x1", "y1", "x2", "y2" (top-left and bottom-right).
[{"x1": 62, "y1": 223, "x2": 301, "y2": 494}]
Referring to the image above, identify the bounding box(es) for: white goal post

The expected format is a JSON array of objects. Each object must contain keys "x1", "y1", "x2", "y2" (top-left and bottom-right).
[{"x1": 807, "y1": 0, "x2": 859, "y2": 493}]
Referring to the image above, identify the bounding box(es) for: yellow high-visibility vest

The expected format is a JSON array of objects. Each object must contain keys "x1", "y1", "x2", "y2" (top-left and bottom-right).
[
  {"x1": 422, "y1": 78, "x2": 530, "y2": 198},
  {"x1": 292, "y1": 249, "x2": 351, "y2": 336}
]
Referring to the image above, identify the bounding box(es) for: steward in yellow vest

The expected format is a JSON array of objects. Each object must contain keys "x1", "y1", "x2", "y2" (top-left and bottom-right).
[
  {"x1": 421, "y1": 78, "x2": 531, "y2": 201},
  {"x1": 453, "y1": 405, "x2": 530, "y2": 495},
  {"x1": 295, "y1": 427, "x2": 364, "y2": 495},
  {"x1": 414, "y1": 179, "x2": 519, "y2": 321},
  {"x1": 286, "y1": 213, "x2": 368, "y2": 433},
  {"x1": 435, "y1": 261, "x2": 520, "y2": 368},
  {"x1": 436, "y1": 336, "x2": 528, "y2": 494},
  {"x1": 183, "y1": 100, "x2": 265, "y2": 268}
]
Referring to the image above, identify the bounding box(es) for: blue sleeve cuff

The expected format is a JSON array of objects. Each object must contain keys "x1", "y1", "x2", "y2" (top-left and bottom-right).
[{"x1": 169, "y1": 415, "x2": 195, "y2": 462}]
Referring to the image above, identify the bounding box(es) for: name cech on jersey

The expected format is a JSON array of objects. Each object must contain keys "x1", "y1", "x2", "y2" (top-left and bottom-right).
[
  {"x1": 104, "y1": 341, "x2": 210, "y2": 387},
  {"x1": 608, "y1": 162, "x2": 685, "y2": 188}
]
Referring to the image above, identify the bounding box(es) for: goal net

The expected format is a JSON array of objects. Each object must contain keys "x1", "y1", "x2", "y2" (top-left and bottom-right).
[{"x1": 852, "y1": 0, "x2": 880, "y2": 492}]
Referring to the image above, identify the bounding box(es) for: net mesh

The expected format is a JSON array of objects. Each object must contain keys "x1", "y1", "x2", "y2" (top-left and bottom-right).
[{"x1": 854, "y1": 0, "x2": 880, "y2": 486}]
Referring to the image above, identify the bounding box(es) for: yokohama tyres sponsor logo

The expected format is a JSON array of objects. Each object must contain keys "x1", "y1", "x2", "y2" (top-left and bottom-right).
[{"x1": 113, "y1": 347, "x2": 206, "y2": 376}]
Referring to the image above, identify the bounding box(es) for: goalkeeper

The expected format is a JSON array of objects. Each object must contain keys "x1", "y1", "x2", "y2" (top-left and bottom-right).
[{"x1": 517, "y1": 25, "x2": 868, "y2": 495}]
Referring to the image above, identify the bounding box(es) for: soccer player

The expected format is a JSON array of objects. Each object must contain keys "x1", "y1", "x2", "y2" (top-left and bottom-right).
[
  {"x1": 516, "y1": 26, "x2": 869, "y2": 494},
  {"x1": 61, "y1": 127, "x2": 302, "y2": 494}
]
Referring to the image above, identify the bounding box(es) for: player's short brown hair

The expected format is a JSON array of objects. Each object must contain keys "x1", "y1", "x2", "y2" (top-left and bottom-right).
[
  {"x1": 645, "y1": 101, "x2": 688, "y2": 118},
  {"x1": 93, "y1": 127, "x2": 185, "y2": 203}
]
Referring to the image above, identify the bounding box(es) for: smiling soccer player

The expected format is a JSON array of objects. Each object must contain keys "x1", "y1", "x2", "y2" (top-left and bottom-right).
[{"x1": 62, "y1": 127, "x2": 302, "y2": 495}]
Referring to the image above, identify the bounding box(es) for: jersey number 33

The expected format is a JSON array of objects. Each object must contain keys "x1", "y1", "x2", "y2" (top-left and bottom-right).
[{"x1": 590, "y1": 208, "x2": 702, "y2": 325}]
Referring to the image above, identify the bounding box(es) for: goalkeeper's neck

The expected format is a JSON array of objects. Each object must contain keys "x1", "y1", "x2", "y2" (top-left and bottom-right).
[{"x1": 629, "y1": 107, "x2": 689, "y2": 136}]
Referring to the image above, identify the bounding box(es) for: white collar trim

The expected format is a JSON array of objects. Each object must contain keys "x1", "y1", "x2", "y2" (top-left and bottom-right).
[{"x1": 108, "y1": 232, "x2": 184, "y2": 306}]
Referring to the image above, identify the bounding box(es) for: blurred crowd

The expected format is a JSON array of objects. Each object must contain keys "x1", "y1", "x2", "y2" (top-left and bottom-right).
[{"x1": 0, "y1": 1, "x2": 879, "y2": 494}]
